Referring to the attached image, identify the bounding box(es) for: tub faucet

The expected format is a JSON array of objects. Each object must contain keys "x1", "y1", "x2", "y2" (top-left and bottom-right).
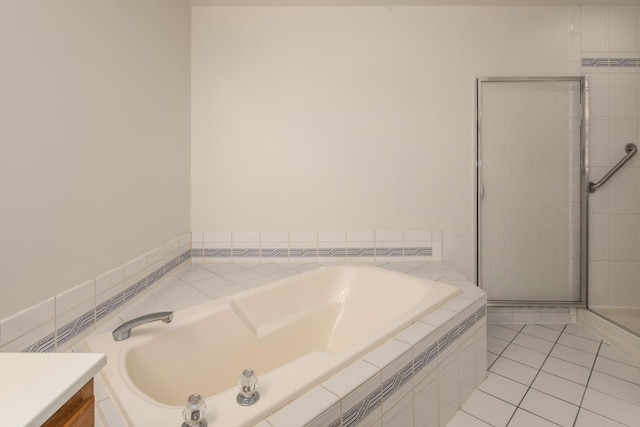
[{"x1": 112, "y1": 311, "x2": 173, "y2": 341}]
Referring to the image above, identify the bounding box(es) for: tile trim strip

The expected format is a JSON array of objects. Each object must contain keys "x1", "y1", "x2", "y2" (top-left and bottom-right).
[
  {"x1": 194, "y1": 246, "x2": 432, "y2": 260},
  {"x1": 582, "y1": 57, "x2": 640, "y2": 67},
  {"x1": 333, "y1": 303, "x2": 487, "y2": 426},
  {"x1": 22, "y1": 249, "x2": 191, "y2": 353}
]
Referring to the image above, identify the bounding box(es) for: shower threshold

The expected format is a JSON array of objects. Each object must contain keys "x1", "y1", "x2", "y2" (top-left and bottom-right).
[{"x1": 589, "y1": 306, "x2": 640, "y2": 337}]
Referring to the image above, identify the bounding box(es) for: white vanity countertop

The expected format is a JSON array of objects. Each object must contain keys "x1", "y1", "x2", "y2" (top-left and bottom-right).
[{"x1": 0, "y1": 352, "x2": 106, "y2": 427}]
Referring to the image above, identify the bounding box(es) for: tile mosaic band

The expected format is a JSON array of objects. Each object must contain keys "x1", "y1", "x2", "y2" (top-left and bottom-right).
[
  {"x1": 193, "y1": 246, "x2": 432, "y2": 260},
  {"x1": 582, "y1": 57, "x2": 640, "y2": 67},
  {"x1": 22, "y1": 249, "x2": 191, "y2": 353}
]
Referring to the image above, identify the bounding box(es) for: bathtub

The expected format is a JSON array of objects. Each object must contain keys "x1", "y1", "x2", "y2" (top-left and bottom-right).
[{"x1": 86, "y1": 265, "x2": 461, "y2": 426}]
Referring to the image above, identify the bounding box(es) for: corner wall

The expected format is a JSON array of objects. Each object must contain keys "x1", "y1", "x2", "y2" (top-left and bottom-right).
[
  {"x1": 0, "y1": 0, "x2": 191, "y2": 319},
  {"x1": 191, "y1": 5, "x2": 572, "y2": 280},
  {"x1": 580, "y1": 6, "x2": 640, "y2": 311}
]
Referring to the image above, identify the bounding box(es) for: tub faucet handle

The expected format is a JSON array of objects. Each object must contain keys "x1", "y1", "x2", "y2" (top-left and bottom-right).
[
  {"x1": 181, "y1": 393, "x2": 207, "y2": 427},
  {"x1": 236, "y1": 368, "x2": 260, "y2": 406}
]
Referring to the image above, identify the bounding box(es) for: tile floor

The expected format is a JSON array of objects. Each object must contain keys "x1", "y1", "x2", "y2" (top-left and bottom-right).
[
  {"x1": 449, "y1": 323, "x2": 640, "y2": 427},
  {"x1": 84, "y1": 261, "x2": 640, "y2": 427}
]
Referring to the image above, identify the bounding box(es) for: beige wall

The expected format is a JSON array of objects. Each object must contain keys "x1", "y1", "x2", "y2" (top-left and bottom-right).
[
  {"x1": 191, "y1": 6, "x2": 571, "y2": 280},
  {"x1": 0, "y1": 0, "x2": 191, "y2": 319}
]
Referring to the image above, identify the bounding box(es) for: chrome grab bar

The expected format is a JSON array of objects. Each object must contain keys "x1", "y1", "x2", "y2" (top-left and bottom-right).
[{"x1": 589, "y1": 143, "x2": 637, "y2": 193}]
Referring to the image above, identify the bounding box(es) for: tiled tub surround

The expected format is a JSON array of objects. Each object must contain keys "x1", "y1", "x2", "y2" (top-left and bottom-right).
[
  {"x1": 0, "y1": 233, "x2": 192, "y2": 353},
  {"x1": 192, "y1": 230, "x2": 442, "y2": 264},
  {"x1": 84, "y1": 261, "x2": 486, "y2": 427},
  {"x1": 86, "y1": 265, "x2": 479, "y2": 427}
]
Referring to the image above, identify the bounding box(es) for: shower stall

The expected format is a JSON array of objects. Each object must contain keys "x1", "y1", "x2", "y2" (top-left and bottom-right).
[{"x1": 476, "y1": 76, "x2": 640, "y2": 337}]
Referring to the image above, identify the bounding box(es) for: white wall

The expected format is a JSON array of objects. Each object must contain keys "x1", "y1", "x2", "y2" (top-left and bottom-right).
[
  {"x1": 581, "y1": 5, "x2": 640, "y2": 309},
  {"x1": 191, "y1": 5, "x2": 571, "y2": 280},
  {"x1": 0, "y1": 0, "x2": 191, "y2": 319}
]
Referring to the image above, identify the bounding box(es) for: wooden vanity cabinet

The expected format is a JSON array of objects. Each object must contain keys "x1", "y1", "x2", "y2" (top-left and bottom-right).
[{"x1": 42, "y1": 379, "x2": 95, "y2": 427}]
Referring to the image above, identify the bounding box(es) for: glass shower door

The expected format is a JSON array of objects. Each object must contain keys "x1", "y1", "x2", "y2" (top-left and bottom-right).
[{"x1": 477, "y1": 77, "x2": 586, "y2": 304}]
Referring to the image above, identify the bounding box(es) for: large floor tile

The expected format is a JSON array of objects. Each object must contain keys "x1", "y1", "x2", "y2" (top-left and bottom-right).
[
  {"x1": 531, "y1": 371, "x2": 586, "y2": 406},
  {"x1": 556, "y1": 332, "x2": 601, "y2": 354},
  {"x1": 594, "y1": 355, "x2": 640, "y2": 386},
  {"x1": 508, "y1": 409, "x2": 560, "y2": 427},
  {"x1": 478, "y1": 372, "x2": 529, "y2": 406},
  {"x1": 521, "y1": 324, "x2": 562, "y2": 342},
  {"x1": 447, "y1": 410, "x2": 492, "y2": 427},
  {"x1": 488, "y1": 324, "x2": 520, "y2": 342},
  {"x1": 490, "y1": 357, "x2": 539, "y2": 386},
  {"x1": 512, "y1": 333, "x2": 555, "y2": 355},
  {"x1": 581, "y1": 388, "x2": 640, "y2": 426},
  {"x1": 574, "y1": 408, "x2": 627, "y2": 427},
  {"x1": 588, "y1": 371, "x2": 640, "y2": 405},
  {"x1": 550, "y1": 343, "x2": 597, "y2": 369},
  {"x1": 502, "y1": 343, "x2": 548, "y2": 369},
  {"x1": 542, "y1": 356, "x2": 591, "y2": 385},
  {"x1": 520, "y1": 389, "x2": 579, "y2": 427},
  {"x1": 460, "y1": 390, "x2": 516, "y2": 427}
]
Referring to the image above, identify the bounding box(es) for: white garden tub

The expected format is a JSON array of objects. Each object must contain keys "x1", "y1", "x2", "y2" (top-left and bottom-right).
[{"x1": 86, "y1": 265, "x2": 460, "y2": 426}]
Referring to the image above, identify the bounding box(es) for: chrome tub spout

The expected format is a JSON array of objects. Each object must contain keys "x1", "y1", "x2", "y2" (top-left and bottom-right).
[{"x1": 112, "y1": 311, "x2": 173, "y2": 341}]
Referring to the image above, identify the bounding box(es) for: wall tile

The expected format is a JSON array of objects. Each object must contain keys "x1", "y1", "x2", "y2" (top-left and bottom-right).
[
  {"x1": 582, "y1": 6, "x2": 609, "y2": 51},
  {"x1": 459, "y1": 334, "x2": 477, "y2": 404},
  {"x1": 95, "y1": 266, "x2": 124, "y2": 295},
  {"x1": 0, "y1": 321, "x2": 55, "y2": 352},
  {"x1": 589, "y1": 213, "x2": 609, "y2": 260},
  {"x1": 438, "y1": 351, "x2": 460, "y2": 426},
  {"x1": 56, "y1": 299, "x2": 95, "y2": 350},
  {"x1": 260, "y1": 231, "x2": 289, "y2": 262},
  {"x1": 0, "y1": 298, "x2": 55, "y2": 347},
  {"x1": 589, "y1": 120, "x2": 609, "y2": 166},
  {"x1": 609, "y1": 166, "x2": 637, "y2": 213},
  {"x1": 375, "y1": 230, "x2": 403, "y2": 260},
  {"x1": 571, "y1": 5, "x2": 581, "y2": 33},
  {"x1": 382, "y1": 392, "x2": 413, "y2": 427},
  {"x1": 146, "y1": 246, "x2": 164, "y2": 268},
  {"x1": 202, "y1": 232, "x2": 232, "y2": 261},
  {"x1": 609, "y1": 6, "x2": 637, "y2": 52},
  {"x1": 413, "y1": 369, "x2": 439, "y2": 427},
  {"x1": 318, "y1": 231, "x2": 346, "y2": 262},
  {"x1": 608, "y1": 261, "x2": 636, "y2": 305},
  {"x1": 232, "y1": 231, "x2": 260, "y2": 262},
  {"x1": 610, "y1": 74, "x2": 637, "y2": 119},
  {"x1": 346, "y1": 230, "x2": 375, "y2": 261},
  {"x1": 570, "y1": 32, "x2": 581, "y2": 62},
  {"x1": 56, "y1": 279, "x2": 95, "y2": 316},
  {"x1": 609, "y1": 214, "x2": 636, "y2": 259},
  {"x1": 588, "y1": 72, "x2": 610, "y2": 120},
  {"x1": 289, "y1": 231, "x2": 317, "y2": 262}
]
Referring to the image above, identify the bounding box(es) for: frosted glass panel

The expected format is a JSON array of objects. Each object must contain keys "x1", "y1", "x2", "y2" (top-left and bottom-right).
[{"x1": 478, "y1": 80, "x2": 583, "y2": 302}]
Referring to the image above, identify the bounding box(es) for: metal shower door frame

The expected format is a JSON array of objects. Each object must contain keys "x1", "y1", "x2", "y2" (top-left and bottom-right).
[{"x1": 476, "y1": 76, "x2": 589, "y2": 307}]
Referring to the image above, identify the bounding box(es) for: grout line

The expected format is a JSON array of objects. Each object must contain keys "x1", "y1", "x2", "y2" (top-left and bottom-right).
[
  {"x1": 460, "y1": 408, "x2": 494, "y2": 426},
  {"x1": 487, "y1": 324, "x2": 525, "y2": 370},
  {"x1": 573, "y1": 339, "x2": 603, "y2": 427},
  {"x1": 504, "y1": 324, "x2": 567, "y2": 426}
]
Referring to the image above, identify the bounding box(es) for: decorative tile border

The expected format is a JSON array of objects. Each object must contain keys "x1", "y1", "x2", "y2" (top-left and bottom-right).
[
  {"x1": 193, "y1": 230, "x2": 441, "y2": 262},
  {"x1": 327, "y1": 303, "x2": 487, "y2": 426},
  {"x1": 194, "y1": 246, "x2": 433, "y2": 261},
  {"x1": 21, "y1": 248, "x2": 191, "y2": 353},
  {"x1": 582, "y1": 57, "x2": 640, "y2": 67}
]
